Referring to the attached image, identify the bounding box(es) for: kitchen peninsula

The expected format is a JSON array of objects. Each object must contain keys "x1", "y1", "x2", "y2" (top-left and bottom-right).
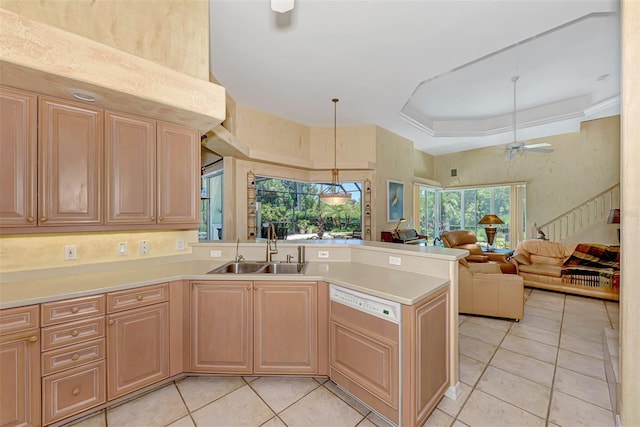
[{"x1": 0, "y1": 240, "x2": 466, "y2": 427}]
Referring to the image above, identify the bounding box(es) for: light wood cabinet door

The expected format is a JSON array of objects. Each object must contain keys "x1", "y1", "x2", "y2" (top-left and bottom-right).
[
  {"x1": 107, "y1": 303, "x2": 169, "y2": 400},
  {"x1": 401, "y1": 287, "x2": 449, "y2": 427},
  {"x1": 190, "y1": 281, "x2": 253, "y2": 374},
  {"x1": 254, "y1": 281, "x2": 317, "y2": 374},
  {"x1": 0, "y1": 330, "x2": 40, "y2": 427},
  {"x1": 0, "y1": 87, "x2": 37, "y2": 228},
  {"x1": 156, "y1": 122, "x2": 199, "y2": 226},
  {"x1": 105, "y1": 112, "x2": 156, "y2": 224},
  {"x1": 38, "y1": 97, "x2": 103, "y2": 225}
]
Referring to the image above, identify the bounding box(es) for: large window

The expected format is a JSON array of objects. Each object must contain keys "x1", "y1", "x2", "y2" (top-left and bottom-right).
[
  {"x1": 256, "y1": 177, "x2": 363, "y2": 240},
  {"x1": 417, "y1": 184, "x2": 525, "y2": 249}
]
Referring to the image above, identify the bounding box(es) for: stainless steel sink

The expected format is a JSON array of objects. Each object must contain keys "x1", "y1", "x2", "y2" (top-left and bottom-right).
[
  {"x1": 208, "y1": 261, "x2": 266, "y2": 274},
  {"x1": 208, "y1": 261, "x2": 308, "y2": 275},
  {"x1": 260, "y1": 262, "x2": 307, "y2": 274}
]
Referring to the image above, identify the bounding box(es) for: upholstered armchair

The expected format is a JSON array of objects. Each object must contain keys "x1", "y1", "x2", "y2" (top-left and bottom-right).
[
  {"x1": 458, "y1": 260, "x2": 524, "y2": 320},
  {"x1": 441, "y1": 230, "x2": 515, "y2": 273}
]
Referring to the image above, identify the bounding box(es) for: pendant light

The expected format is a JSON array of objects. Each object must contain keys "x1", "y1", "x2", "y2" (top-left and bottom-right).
[{"x1": 319, "y1": 98, "x2": 351, "y2": 205}]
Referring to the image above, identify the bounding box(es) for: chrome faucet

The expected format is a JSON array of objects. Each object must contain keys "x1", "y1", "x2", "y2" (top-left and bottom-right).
[
  {"x1": 235, "y1": 237, "x2": 244, "y2": 263},
  {"x1": 266, "y1": 223, "x2": 278, "y2": 262}
]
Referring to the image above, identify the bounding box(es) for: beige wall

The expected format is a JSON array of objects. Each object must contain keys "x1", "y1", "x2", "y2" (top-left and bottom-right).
[
  {"x1": 620, "y1": 0, "x2": 639, "y2": 424},
  {"x1": 375, "y1": 127, "x2": 417, "y2": 234},
  {"x1": 0, "y1": 0, "x2": 209, "y2": 80},
  {"x1": 413, "y1": 149, "x2": 436, "y2": 180},
  {"x1": 434, "y1": 116, "x2": 620, "y2": 242}
]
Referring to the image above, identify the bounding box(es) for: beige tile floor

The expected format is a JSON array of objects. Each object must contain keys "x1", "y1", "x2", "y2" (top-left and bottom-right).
[{"x1": 68, "y1": 288, "x2": 619, "y2": 427}]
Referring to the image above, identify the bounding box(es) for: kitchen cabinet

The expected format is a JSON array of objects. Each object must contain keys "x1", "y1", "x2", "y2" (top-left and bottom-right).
[
  {"x1": 40, "y1": 295, "x2": 106, "y2": 425},
  {"x1": 401, "y1": 286, "x2": 450, "y2": 427},
  {"x1": 106, "y1": 284, "x2": 169, "y2": 399},
  {"x1": 190, "y1": 280, "x2": 323, "y2": 375},
  {"x1": 0, "y1": 305, "x2": 40, "y2": 427},
  {"x1": 254, "y1": 281, "x2": 318, "y2": 374},
  {"x1": 105, "y1": 112, "x2": 156, "y2": 224},
  {"x1": 190, "y1": 281, "x2": 253, "y2": 374},
  {"x1": 0, "y1": 87, "x2": 37, "y2": 228},
  {"x1": 38, "y1": 96, "x2": 103, "y2": 226},
  {"x1": 156, "y1": 122, "x2": 200, "y2": 226},
  {"x1": 105, "y1": 114, "x2": 200, "y2": 227}
]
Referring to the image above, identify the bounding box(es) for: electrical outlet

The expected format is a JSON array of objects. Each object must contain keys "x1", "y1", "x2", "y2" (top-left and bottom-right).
[
  {"x1": 118, "y1": 242, "x2": 128, "y2": 256},
  {"x1": 389, "y1": 256, "x2": 402, "y2": 266},
  {"x1": 210, "y1": 250, "x2": 222, "y2": 258},
  {"x1": 318, "y1": 250, "x2": 329, "y2": 258},
  {"x1": 64, "y1": 245, "x2": 77, "y2": 260},
  {"x1": 139, "y1": 240, "x2": 150, "y2": 255},
  {"x1": 176, "y1": 239, "x2": 185, "y2": 251}
]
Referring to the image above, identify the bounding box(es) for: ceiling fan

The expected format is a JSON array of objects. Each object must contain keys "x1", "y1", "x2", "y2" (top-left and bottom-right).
[{"x1": 505, "y1": 76, "x2": 554, "y2": 160}]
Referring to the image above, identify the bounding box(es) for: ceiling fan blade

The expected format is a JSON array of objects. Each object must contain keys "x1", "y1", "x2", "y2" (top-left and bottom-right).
[
  {"x1": 505, "y1": 149, "x2": 517, "y2": 160},
  {"x1": 523, "y1": 142, "x2": 552, "y2": 149},
  {"x1": 524, "y1": 147, "x2": 554, "y2": 153}
]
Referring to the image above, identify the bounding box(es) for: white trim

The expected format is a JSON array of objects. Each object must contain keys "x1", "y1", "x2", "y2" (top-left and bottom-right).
[{"x1": 445, "y1": 382, "x2": 462, "y2": 400}]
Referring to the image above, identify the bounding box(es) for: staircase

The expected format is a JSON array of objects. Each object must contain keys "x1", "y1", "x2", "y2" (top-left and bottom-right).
[{"x1": 538, "y1": 184, "x2": 620, "y2": 242}]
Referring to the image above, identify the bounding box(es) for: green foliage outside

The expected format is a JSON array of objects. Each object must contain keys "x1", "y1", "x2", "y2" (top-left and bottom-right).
[{"x1": 256, "y1": 177, "x2": 362, "y2": 237}]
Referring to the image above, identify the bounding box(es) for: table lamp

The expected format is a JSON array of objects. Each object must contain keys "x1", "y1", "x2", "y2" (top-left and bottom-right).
[{"x1": 478, "y1": 214, "x2": 504, "y2": 250}]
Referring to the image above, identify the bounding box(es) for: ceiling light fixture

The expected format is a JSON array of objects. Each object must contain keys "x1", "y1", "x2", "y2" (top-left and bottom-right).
[
  {"x1": 271, "y1": 0, "x2": 294, "y2": 13},
  {"x1": 69, "y1": 90, "x2": 98, "y2": 102},
  {"x1": 319, "y1": 98, "x2": 351, "y2": 206}
]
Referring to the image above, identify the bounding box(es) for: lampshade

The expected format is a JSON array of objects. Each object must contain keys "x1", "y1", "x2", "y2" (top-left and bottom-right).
[
  {"x1": 319, "y1": 99, "x2": 351, "y2": 205},
  {"x1": 393, "y1": 218, "x2": 406, "y2": 232},
  {"x1": 478, "y1": 214, "x2": 504, "y2": 225},
  {"x1": 607, "y1": 209, "x2": 620, "y2": 224}
]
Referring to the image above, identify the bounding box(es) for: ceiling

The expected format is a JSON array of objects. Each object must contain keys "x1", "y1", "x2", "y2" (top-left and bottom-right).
[{"x1": 209, "y1": 0, "x2": 620, "y2": 156}]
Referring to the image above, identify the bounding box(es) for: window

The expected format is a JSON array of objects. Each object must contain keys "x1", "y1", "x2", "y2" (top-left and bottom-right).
[
  {"x1": 200, "y1": 171, "x2": 223, "y2": 240},
  {"x1": 255, "y1": 177, "x2": 363, "y2": 240},
  {"x1": 416, "y1": 184, "x2": 526, "y2": 249}
]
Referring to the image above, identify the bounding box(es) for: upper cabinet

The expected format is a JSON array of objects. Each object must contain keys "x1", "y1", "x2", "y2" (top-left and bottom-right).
[
  {"x1": 0, "y1": 87, "x2": 201, "y2": 233},
  {"x1": 105, "y1": 112, "x2": 156, "y2": 224},
  {"x1": 39, "y1": 97, "x2": 104, "y2": 226},
  {"x1": 0, "y1": 87, "x2": 37, "y2": 227},
  {"x1": 157, "y1": 122, "x2": 200, "y2": 225}
]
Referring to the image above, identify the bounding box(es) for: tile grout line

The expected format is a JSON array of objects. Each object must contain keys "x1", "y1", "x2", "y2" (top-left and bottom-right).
[{"x1": 544, "y1": 292, "x2": 566, "y2": 425}]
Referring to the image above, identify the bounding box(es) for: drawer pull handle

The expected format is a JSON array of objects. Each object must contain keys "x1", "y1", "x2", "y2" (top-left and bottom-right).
[
  {"x1": 71, "y1": 307, "x2": 79, "y2": 314},
  {"x1": 39, "y1": 217, "x2": 48, "y2": 223},
  {"x1": 71, "y1": 330, "x2": 79, "y2": 337},
  {"x1": 27, "y1": 216, "x2": 35, "y2": 223},
  {"x1": 28, "y1": 335, "x2": 38, "y2": 343},
  {"x1": 137, "y1": 295, "x2": 143, "y2": 301},
  {"x1": 72, "y1": 387, "x2": 80, "y2": 396},
  {"x1": 71, "y1": 354, "x2": 80, "y2": 361},
  {"x1": 151, "y1": 216, "x2": 156, "y2": 221}
]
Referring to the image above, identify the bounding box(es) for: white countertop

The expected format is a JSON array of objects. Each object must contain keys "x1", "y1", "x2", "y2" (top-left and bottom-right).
[{"x1": 0, "y1": 259, "x2": 449, "y2": 309}]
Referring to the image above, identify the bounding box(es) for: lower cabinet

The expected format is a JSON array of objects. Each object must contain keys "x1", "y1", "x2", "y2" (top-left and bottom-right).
[
  {"x1": 254, "y1": 281, "x2": 317, "y2": 374},
  {"x1": 190, "y1": 281, "x2": 253, "y2": 373},
  {"x1": 190, "y1": 280, "x2": 320, "y2": 375},
  {"x1": 107, "y1": 298, "x2": 169, "y2": 400},
  {"x1": 0, "y1": 329, "x2": 41, "y2": 427}
]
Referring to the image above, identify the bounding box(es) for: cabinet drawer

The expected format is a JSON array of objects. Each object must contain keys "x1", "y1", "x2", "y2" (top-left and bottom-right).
[
  {"x1": 41, "y1": 295, "x2": 105, "y2": 326},
  {"x1": 107, "y1": 283, "x2": 168, "y2": 313},
  {"x1": 0, "y1": 305, "x2": 39, "y2": 335},
  {"x1": 42, "y1": 360, "x2": 106, "y2": 425},
  {"x1": 41, "y1": 317, "x2": 105, "y2": 351},
  {"x1": 42, "y1": 338, "x2": 105, "y2": 375}
]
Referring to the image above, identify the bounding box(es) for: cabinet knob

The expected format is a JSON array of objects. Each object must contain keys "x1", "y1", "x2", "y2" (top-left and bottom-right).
[
  {"x1": 150, "y1": 216, "x2": 156, "y2": 221},
  {"x1": 71, "y1": 354, "x2": 80, "y2": 361},
  {"x1": 108, "y1": 320, "x2": 114, "y2": 326},
  {"x1": 158, "y1": 216, "x2": 164, "y2": 221},
  {"x1": 28, "y1": 335, "x2": 38, "y2": 343},
  {"x1": 72, "y1": 387, "x2": 81, "y2": 396},
  {"x1": 247, "y1": 286, "x2": 251, "y2": 290},
  {"x1": 26, "y1": 216, "x2": 35, "y2": 223},
  {"x1": 137, "y1": 295, "x2": 143, "y2": 301},
  {"x1": 71, "y1": 307, "x2": 79, "y2": 314},
  {"x1": 71, "y1": 330, "x2": 79, "y2": 337},
  {"x1": 39, "y1": 217, "x2": 48, "y2": 223}
]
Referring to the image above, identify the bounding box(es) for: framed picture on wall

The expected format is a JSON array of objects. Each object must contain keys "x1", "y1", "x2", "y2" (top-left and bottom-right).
[{"x1": 387, "y1": 179, "x2": 404, "y2": 222}]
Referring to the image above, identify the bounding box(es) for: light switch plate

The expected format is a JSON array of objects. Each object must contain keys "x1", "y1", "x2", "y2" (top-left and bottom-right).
[
  {"x1": 176, "y1": 239, "x2": 185, "y2": 251},
  {"x1": 210, "y1": 250, "x2": 222, "y2": 258},
  {"x1": 118, "y1": 242, "x2": 128, "y2": 256},
  {"x1": 64, "y1": 245, "x2": 77, "y2": 260},
  {"x1": 139, "y1": 240, "x2": 150, "y2": 255},
  {"x1": 389, "y1": 256, "x2": 401, "y2": 266}
]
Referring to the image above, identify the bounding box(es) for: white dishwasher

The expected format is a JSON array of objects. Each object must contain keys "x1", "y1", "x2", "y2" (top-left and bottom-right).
[{"x1": 329, "y1": 284, "x2": 402, "y2": 426}]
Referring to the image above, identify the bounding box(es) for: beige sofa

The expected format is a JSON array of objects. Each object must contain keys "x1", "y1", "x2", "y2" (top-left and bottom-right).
[
  {"x1": 458, "y1": 260, "x2": 524, "y2": 320},
  {"x1": 510, "y1": 240, "x2": 620, "y2": 301},
  {"x1": 441, "y1": 230, "x2": 516, "y2": 274}
]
